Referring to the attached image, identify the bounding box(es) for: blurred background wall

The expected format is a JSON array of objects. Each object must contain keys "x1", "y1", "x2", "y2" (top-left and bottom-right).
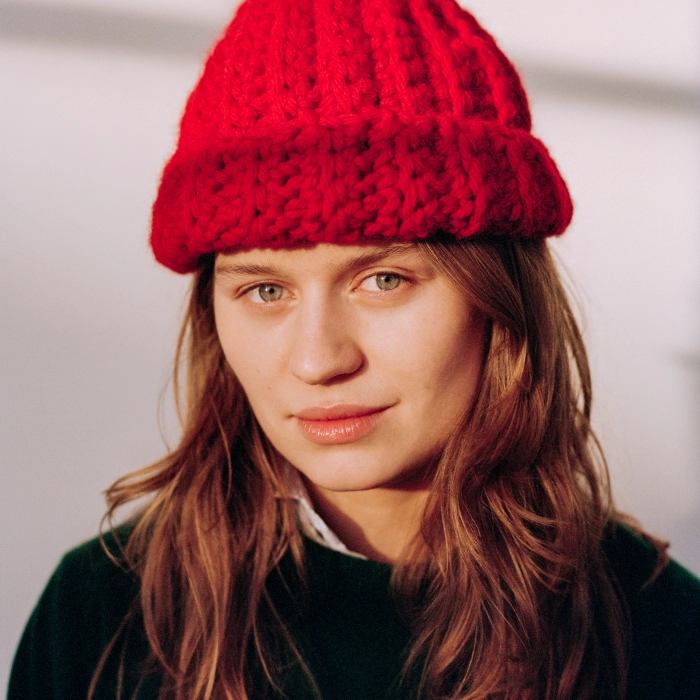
[{"x1": 1, "y1": 0, "x2": 699, "y2": 689}]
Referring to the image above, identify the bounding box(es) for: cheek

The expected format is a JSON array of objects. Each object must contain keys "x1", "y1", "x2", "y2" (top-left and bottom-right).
[
  {"x1": 402, "y1": 311, "x2": 484, "y2": 442},
  {"x1": 214, "y1": 305, "x2": 273, "y2": 405},
  {"x1": 368, "y1": 304, "x2": 482, "y2": 396},
  {"x1": 437, "y1": 313, "x2": 483, "y2": 386}
]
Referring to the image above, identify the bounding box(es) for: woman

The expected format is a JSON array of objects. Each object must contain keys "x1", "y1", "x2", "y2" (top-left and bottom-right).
[{"x1": 9, "y1": 0, "x2": 700, "y2": 698}]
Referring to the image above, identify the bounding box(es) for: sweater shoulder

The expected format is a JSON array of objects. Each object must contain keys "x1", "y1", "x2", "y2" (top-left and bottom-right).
[
  {"x1": 8, "y1": 522, "x2": 148, "y2": 700},
  {"x1": 49, "y1": 521, "x2": 141, "y2": 620},
  {"x1": 603, "y1": 522, "x2": 700, "y2": 699},
  {"x1": 57, "y1": 521, "x2": 138, "y2": 585},
  {"x1": 603, "y1": 521, "x2": 700, "y2": 604}
]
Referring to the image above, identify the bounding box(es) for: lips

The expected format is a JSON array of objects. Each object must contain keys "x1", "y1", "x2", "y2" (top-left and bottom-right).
[{"x1": 295, "y1": 405, "x2": 389, "y2": 445}]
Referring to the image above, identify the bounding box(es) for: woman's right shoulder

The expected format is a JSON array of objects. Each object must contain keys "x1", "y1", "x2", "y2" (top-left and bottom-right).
[
  {"x1": 8, "y1": 521, "x2": 149, "y2": 700},
  {"x1": 48, "y1": 521, "x2": 141, "y2": 617},
  {"x1": 59, "y1": 520, "x2": 139, "y2": 578}
]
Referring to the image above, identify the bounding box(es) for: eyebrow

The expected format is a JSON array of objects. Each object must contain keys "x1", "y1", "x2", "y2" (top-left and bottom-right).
[
  {"x1": 327, "y1": 245, "x2": 413, "y2": 275},
  {"x1": 214, "y1": 244, "x2": 414, "y2": 281},
  {"x1": 214, "y1": 262, "x2": 281, "y2": 279}
]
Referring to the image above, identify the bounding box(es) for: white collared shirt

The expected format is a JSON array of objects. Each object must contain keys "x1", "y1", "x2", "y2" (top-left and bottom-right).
[{"x1": 287, "y1": 466, "x2": 368, "y2": 560}]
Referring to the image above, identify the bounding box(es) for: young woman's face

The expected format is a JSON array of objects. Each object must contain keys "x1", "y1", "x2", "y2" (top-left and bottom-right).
[{"x1": 213, "y1": 244, "x2": 484, "y2": 493}]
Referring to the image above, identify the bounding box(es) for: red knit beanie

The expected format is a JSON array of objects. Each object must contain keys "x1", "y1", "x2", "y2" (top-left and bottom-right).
[{"x1": 151, "y1": 0, "x2": 573, "y2": 273}]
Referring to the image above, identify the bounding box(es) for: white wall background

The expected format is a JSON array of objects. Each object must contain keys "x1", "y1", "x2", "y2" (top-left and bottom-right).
[{"x1": 2, "y1": 0, "x2": 699, "y2": 691}]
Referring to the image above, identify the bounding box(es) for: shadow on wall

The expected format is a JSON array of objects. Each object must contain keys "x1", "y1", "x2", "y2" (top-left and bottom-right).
[
  {"x1": 0, "y1": 1, "x2": 221, "y2": 57},
  {"x1": 1, "y1": 1, "x2": 699, "y2": 115}
]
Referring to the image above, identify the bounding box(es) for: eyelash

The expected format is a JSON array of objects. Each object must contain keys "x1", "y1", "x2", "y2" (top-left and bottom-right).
[
  {"x1": 359, "y1": 272, "x2": 407, "y2": 292},
  {"x1": 242, "y1": 271, "x2": 409, "y2": 304},
  {"x1": 244, "y1": 283, "x2": 287, "y2": 304}
]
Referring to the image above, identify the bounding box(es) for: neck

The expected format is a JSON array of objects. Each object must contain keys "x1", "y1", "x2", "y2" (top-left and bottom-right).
[{"x1": 303, "y1": 478, "x2": 429, "y2": 564}]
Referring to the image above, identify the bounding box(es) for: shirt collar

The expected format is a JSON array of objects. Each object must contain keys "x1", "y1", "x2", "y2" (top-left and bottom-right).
[{"x1": 286, "y1": 465, "x2": 368, "y2": 560}]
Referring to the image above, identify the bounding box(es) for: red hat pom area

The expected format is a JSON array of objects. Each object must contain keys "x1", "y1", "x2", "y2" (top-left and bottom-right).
[{"x1": 151, "y1": 0, "x2": 573, "y2": 274}]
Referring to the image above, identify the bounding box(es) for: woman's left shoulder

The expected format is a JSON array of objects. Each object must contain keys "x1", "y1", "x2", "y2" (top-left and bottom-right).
[
  {"x1": 603, "y1": 521, "x2": 700, "y2": 699},
  {"x1": 603, "y1": 521, "x2": 700, "y2": 607}
]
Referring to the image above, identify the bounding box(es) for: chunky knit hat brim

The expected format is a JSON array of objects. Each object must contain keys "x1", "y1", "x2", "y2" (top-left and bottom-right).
[
  {"x1": 150, "y1": 0, "x2": 573, "y2": 274},
  {"x1": 152, "y1": 113, "x2": 571, "y2": 273}
]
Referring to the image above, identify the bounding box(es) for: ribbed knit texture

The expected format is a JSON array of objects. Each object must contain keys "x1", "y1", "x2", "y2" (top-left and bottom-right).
[{"x1": 151, "y1": 0, "x2": 574, "y2": 273}]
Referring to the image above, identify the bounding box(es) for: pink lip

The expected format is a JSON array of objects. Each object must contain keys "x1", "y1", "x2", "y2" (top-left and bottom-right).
[{"x1": 295, "y1": 405, "x2": 388, "y2": 445}]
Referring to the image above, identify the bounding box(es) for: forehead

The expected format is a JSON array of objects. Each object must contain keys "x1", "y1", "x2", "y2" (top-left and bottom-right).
[{"x1": 214, "y1": 243, "x2": 425, "y2": 279}]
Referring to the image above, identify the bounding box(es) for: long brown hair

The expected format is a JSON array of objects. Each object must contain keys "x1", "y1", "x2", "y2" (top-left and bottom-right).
[{"x1": 98, "y1": 237, "x2": 628, "y2": 699}]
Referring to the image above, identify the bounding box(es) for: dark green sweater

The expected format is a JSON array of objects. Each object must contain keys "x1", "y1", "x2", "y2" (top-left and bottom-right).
[{"x1": 8, "y1": 524, "x2": 700, "y2": 700}]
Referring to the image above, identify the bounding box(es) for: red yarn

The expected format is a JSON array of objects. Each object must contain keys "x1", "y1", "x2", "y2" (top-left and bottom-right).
[{"x1": 151, "y1": 0, "x2": 573, "y2": 274}]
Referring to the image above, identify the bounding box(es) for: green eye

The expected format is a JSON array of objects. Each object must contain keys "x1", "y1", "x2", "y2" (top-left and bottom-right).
[
  {"x1": 256, "y1": 284, "x2": 284, "y2": 302},
  {"x1": 375, "y1": 274, "x2": 402, "y2": 291}
]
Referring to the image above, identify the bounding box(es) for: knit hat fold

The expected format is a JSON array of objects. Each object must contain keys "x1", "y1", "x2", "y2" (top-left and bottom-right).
[{"x1": 151, "y1": 0, "x2": 573, "y2": 273}]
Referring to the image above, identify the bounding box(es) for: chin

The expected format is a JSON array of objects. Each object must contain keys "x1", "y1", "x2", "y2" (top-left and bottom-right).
[
  {"x1": 296, "y1": 448, "x2": 431, "y2": 494},
  {"x1": 294, "y1": 456, "x2": 399, "y2": 493}
]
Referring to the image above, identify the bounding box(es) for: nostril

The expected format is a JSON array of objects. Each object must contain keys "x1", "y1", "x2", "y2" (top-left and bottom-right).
[{"x1": 290, "y1": 348, "x2": 365, "y2": 385}]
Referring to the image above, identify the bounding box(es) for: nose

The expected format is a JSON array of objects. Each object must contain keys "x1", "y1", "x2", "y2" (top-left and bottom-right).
[{"x1": 288, "y1": 296, "x2": 364, "y2": 385}]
